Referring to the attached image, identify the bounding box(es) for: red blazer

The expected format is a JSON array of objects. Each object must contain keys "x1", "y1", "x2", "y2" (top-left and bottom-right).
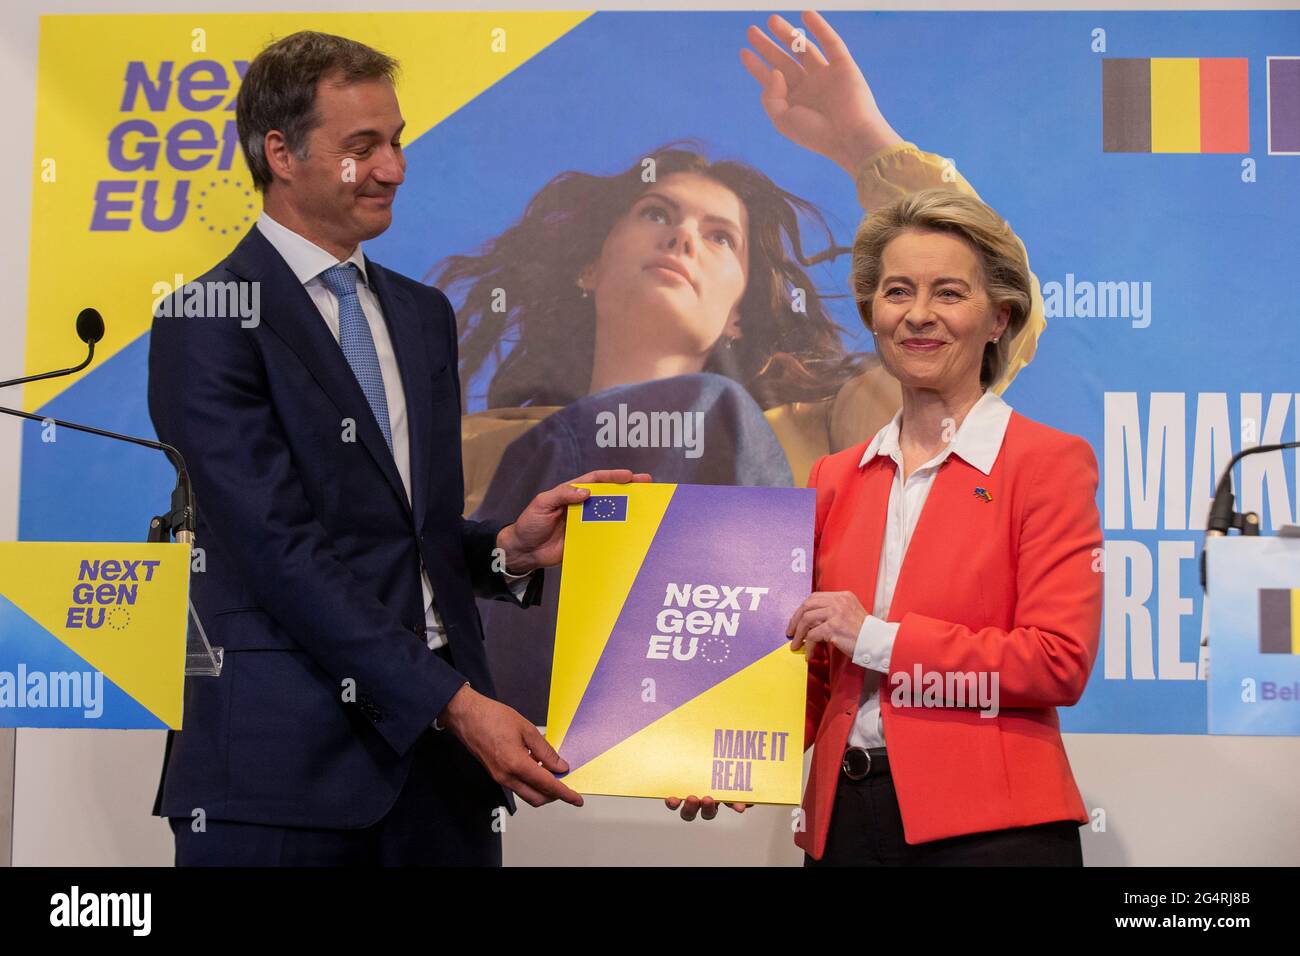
[{"x1": 796, "y1": 410, "x2": 1102, "y2": 859}]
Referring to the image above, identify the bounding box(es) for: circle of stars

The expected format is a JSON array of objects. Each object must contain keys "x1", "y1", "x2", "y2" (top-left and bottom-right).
[
  {"x1": 700, "y1": 636, "x2": 730, "y2": 664},
  {"x1": 194, "y1": 177, "x2": 255, "y2": 236}
]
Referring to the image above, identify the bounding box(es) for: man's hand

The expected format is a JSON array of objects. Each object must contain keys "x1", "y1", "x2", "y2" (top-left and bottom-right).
[
  {"x1": 439, "y1": 685, "x2": 584, "y2": 808},
  {"x1": 495, "y1": 468, "x2": 652, "y2": 573}
]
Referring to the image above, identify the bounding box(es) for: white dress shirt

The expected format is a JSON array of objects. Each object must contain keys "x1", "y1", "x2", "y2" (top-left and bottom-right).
[
  {"x1": 256, "y1": 211, "x2": 528, "y2": 652},
  {"x1": 846, "y1": 389, "x2": 1014, "y2": 749}
]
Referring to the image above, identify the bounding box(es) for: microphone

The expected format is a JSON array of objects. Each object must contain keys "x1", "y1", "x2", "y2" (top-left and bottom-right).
[
  {"x1": 0, "y1": 307, "x2": 194, "y2": 543},
  {"x1": 76, "y1": 307, "x2": 105, "y2": 346},
  {"x1": 0, "y1": 404, "x2": 195, "y2": 544},
  {"x1": 0, "y1": 307, "x2": 104, "y2": 390},
  {"x1": 1199, "y1": 440, "x2": 1300, "y2": 590}
]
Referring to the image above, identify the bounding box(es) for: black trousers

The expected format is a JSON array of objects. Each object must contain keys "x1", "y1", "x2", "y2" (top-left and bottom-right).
[
  {"x1": 806, "y1": 769, "x2": 1083, "y2": 867},
  {"x1": 170, "y1": 723, "x2": 504, "y2": 867}
]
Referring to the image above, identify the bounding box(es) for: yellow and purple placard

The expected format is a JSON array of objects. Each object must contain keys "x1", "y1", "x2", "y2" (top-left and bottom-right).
[
  {"x1": 0, "y1": 543, "x2": 189, "y2": 729},
  {"x1": 1207, "y1": 536, "x2": 1300, "y2": 735},
  {"x1": 546, "y1": 484, "x2": 810, "y2": 804}
]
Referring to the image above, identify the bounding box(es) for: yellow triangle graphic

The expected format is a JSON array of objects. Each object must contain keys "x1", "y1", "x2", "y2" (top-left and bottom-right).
[
  {"x1": 560, "y1": 644, "x2": 807, "y2": 805},
  {"x1": 547, "y1": 483, "x2": 676, "y2": 753}
]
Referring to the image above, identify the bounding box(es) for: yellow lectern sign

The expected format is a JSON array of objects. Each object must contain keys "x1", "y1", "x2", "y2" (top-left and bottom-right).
[{"x1": 0, "y1": 542, "x2": 189, "y2": 728}]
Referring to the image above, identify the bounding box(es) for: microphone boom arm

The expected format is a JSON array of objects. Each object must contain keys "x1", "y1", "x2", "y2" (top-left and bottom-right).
[
  {"x1": 0, "y1": 343, "x2": 94, "y2": 391},
  {"x1": 0, "y1": 404, "x2": 195, "y2": 543}
]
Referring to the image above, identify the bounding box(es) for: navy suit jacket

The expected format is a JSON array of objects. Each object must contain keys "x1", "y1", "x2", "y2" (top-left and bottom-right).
[{"x1": 147, "y1": 225, "x2": 540, "y2": 828}]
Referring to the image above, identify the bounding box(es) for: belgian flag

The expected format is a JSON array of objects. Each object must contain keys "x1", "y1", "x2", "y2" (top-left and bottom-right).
[{"x1": 1103, "y1": 57, "x2": 1249, "y2": 153}]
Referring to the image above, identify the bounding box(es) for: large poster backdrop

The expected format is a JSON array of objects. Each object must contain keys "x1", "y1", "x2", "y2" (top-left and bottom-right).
[{"x1": 18, "y1": 11, "x2": 1300, "y2": 735}]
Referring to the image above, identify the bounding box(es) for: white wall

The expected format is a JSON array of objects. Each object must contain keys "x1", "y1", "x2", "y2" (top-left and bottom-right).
[{"x1": 4, "y1": 0, "x2": 1299, "y2": 867}]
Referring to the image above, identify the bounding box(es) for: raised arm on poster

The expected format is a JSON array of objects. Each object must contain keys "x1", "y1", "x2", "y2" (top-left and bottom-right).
[
  {"x1": 740, "y1": 10, "x2": 906, "y2": 187},
  {"x1": 546, "y1": 483, "x2": 813, "y2": 807}
]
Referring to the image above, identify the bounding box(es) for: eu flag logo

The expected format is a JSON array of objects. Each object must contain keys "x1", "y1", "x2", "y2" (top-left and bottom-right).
[{"x1": 582, "y1": 495, "x2": 628, "y2": 522}]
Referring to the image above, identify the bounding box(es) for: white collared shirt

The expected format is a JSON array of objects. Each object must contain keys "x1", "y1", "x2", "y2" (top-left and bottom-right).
[
  {"x1": 846, "y1": 389, "x2": 1013, "y2": 749},
  {"x1": 256, "y1": 211, "x2": 526, "y2": 651}
]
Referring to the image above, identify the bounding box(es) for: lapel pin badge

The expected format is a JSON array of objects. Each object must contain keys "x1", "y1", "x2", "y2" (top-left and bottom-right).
[{"x1": 973, "y1": 486, "x2": 993, "y2": 503}]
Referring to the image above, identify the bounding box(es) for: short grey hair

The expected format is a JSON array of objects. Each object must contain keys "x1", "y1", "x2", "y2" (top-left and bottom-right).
[{"x1": 236, "y1": 31, "x2": 398, "y2": 191}]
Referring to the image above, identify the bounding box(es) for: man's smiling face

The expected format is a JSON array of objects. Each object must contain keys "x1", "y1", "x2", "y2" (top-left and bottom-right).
[{"x1": 281, "y1": 74, "x2": 406, "y2": 252}]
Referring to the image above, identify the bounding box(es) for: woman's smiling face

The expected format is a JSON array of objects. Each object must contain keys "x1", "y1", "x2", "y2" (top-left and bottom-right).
[
  {"x1": 581, "y1": 171, "x2": 750, "y2": 356},
  {"x1": 870, "y1": 228, "x2": 1008, "y2": 396}
]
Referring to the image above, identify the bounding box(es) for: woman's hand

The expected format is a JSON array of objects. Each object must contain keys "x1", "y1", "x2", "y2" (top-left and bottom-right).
[
  {"x1": 740, "y1": 10, "x2": 904, "y2": 177},
  {"x1": 787, "y1": 590, "x2": 867, "y2": 658},
  {"x1": 664, "y1": 796, "x2": 751, "y2": 821}
]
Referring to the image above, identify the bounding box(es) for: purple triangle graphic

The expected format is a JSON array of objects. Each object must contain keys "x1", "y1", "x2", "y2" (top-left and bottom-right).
[{"x1": 557, "y1": 485, "x2": 812, "y2": 773}]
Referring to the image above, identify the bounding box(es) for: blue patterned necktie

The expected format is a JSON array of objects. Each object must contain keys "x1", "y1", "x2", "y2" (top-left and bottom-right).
[{"x1": 319, "y1": 263, "x2": 394, "y2": 454}]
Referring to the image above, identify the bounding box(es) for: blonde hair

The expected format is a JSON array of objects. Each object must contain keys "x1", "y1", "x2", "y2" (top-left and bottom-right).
[{"x1": 850, "y1": 187, "x2": 1032, "y2": 390}]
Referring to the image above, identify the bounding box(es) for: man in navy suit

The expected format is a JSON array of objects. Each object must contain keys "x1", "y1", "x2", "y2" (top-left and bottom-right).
[{"x1": 148, "y1": 31, "x2": 645, "y2": 865}]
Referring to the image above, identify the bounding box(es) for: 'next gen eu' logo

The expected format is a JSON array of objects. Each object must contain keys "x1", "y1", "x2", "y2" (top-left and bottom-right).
[{"x1": 66, "y1": 559, "x2": 162, "y2": 630}]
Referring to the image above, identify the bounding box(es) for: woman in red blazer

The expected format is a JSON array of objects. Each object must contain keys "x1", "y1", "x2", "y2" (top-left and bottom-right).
[{"x1": 785, "y1": 186, "x2": 1103, "y2": 865}]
